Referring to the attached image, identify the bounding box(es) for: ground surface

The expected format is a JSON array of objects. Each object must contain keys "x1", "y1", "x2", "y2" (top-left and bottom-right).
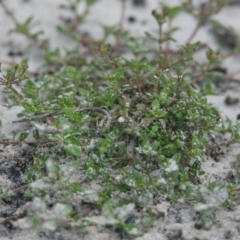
[{"x1": 1, "y1": 0, "x2": 240, "y2": 239}]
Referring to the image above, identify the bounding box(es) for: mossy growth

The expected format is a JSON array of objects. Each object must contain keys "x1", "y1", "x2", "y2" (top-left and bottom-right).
[{"x1": 0, "y1": 0, "x2": 240, "y2": 236}]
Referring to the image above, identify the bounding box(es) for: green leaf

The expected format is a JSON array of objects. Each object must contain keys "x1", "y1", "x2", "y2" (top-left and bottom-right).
[
  {"x1": 44, "y1": 48, "x2": 60, "y2": 64},
  {"x1": 166, "y1": 6, "x2": 183, "y2": 19},
  {"x1": 122, "y1": 223, "x2": 143, "y2": 236},
  {"x1": 98, "y1": 43, "x2": 112, "y2": 56},
  {"x1": 58, "y1": 93, "x2": 74, "y2": 107},
  {"x1": 21, "y1": 98, "x2": 43, "y2": 113},
  {"x1": 145, "y1": 31, "x2": 158, "y2": 41},
  {"x1": 22, "y1": 102, "x2": 34, "y2": 112},
  {"x1": 142, "y1": 215, "x2": 156, "y2": 227},
  {"x1": 64, "y1": 144, "x2": 82, "y2": 157},
  {"x1": 206, "y1": 48, "x2": 221, "y2": 64},
  {"x1": 199, "y1": 210, "x2": 216, "y2": 230},
  {"x1": 151, "y1": 99, "x2": 160, "y2": 110},
  {"x1": 33, "y1": 129, "x2": 40, "y2": 140},
  {"x1": 172, "y1": 153, "x2": 181, "y2": 163},
  {"x1": 86, "y1": 0, "x2": 97, "y2": 6},
  {"x1": 22, "y1": 80, "x2": 37, "y2": 98},
  {"x1": 63, "y1": 108, "x2": 82, "y2": 122},
  {"x1": 19, "y1": 132, "x2": 29, "y2": 142},
  {"x1": 97, "y1": 88, "x2": 117, "y2": 107},
  {"x1": 151, "y1": 125, "x2": 159, "y2": 133},
  {"x1": 125, "y1": 173, "x2": 143, "y2": 190},
  {"x1": 0, "y1": 188, "x2": 13, "y2": 199},
  {"x1": 102, "y1": 69, "x2": 125, "y2": 84},
  {"x1": 173, "y1": 140, "x2": 184, "y2": 149},
  {"x1": 14, "y1": 16, "x2": 34, "y2": 34},
  {"x1": 66, "y1": 66, "x2": 77, "y2": 78},
  {"x1": 78, "y1": 87, "x2": 90, "y2": 97},
  {"x1": 150, "y1": 108, "x2": 167, "y2": 118}
]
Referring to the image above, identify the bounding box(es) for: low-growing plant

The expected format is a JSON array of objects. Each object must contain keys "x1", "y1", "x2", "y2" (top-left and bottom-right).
[{"x1": 1, "y1": 0, "x2": 240, "y2": 237}]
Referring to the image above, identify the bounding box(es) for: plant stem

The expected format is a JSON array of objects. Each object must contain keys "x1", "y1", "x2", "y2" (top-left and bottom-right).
[
  {"x1": 158, "y1": 23, "x2": 163, "y2": 56},
  {"x1": 0, "y1": 1, "x2": 18, "y2": 24},
  {"x1": 11, "y1": 86, "x2": 25, "y2": 100},
  {"x1": 185, "y1": 23, "x2": 201, "y2": 44},
  {"x1": 12, "y1": 185, "x2": 28, "y2": 194},
  {"x1": 116, "y1": 0, "x2": 126, "y2": 54}
]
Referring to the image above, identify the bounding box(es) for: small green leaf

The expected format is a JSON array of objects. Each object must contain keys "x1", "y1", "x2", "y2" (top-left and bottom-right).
[
  {"x1": 66, "y1": 66, "x2": 77, "y2": 78},
  {"x1": 86, "y1": 0, "x2": 97, "y2": 6},
  {"x1": 22, "y1": 80, "x2": 37, "y2": 98},
  {"x1": 13, "y1": 16, "x2": 34, "y2": 34},
  {"x1": 64, "y1": 144, "x2": 82, "y2": 157},
  {"x1": 150, "y1": 108, "x2": 167, "y2": 118},
  {"x1": 166, "y1": 6, "x2": 183, "y2": 19},
  {"x1": 151, "y1": 125, "x2": 159, "y2": 133},
  {"x1": 199, "y1": 211, "x2": 216, "y2": 230},
  {"x1": 122, "y1": 223, "x2": 143, "y2": 236},
  {"x1": 98, "y1": 43, "x2": 112, "y2": 57},
  {"x1": 152, "y1": 99, "x2": 160, "y2": 110},
  {"x1": 97, "y1": 88, "x2": 117, "y2": 107},
  {"x1": 58, "y1": 93, "x2": 74, "y2": 107},
  {"x1": 173, "y1": 140, "x2": 184, "y2": 149},
  {"x1": 0, "y1": 188, "x2": 13, "y2": 199},
  {"x1": 125, "y1": 173, "x2": 143, "y2": 190},
  {"x1": 102, "y1": 69, "x2": 124, "y2": 84},
  {"x1": 78, "y1": 87, "x2": 90, "y2": 97},
  {"x1": 22, "y1": 102, "x2": 34, "y2": 112},
  {"x1": 19, "y1": 132, "x2": 29, "y2": 142},
  {"x1": 172, "y1": 153, "x2": 181, "y2": 163},
  {"x1": 142, "y1": 215, "x2": 156, "y2": 227},
  {"x1": 145, "y1": 31, "x2": 158, "y2": 41},
  {"x1": 63, "y1": 107, "x2": 82, "y2": 122},
  {"x1": 44, "y1": 48, "x2": 60, "y2": 64},
  {"x1": 33, "y1": 129, "x2": 40, "y2": 140}
]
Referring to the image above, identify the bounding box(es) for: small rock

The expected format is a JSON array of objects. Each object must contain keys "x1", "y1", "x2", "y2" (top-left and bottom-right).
[
  {"x1": 224, "y1": 230, "x2": 232, "y2": 239},
  {"x1": 225, "y1": 96, "x2": 239, "y2": 105},
  {"x1": 132, "y1": 0, "x2": 146, "y2": 7},
  {"x1": 166, "y1": 229, "x2": 182, "y2": 240}
]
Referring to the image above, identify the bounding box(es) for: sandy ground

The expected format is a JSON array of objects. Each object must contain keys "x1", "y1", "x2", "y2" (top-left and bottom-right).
[{"x1": 1, "y1": 0, "x2": 240, "y2": 239}]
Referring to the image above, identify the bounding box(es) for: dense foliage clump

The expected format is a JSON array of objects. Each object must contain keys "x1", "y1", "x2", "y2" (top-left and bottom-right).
[{"x1": 0, "y1": 0, "x2": 240, "y2": 236}]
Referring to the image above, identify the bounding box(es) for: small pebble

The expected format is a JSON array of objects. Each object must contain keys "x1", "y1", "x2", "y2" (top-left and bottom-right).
[
  {"x1": 132, "y1": 0, "x2": 146, "y2": 7},
  {"x1": 225, "y1": 96, "x2": 239, "y2": 105},
  {"x1": 128, "y1": 16, "x2": 136, "y2": 23}
]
